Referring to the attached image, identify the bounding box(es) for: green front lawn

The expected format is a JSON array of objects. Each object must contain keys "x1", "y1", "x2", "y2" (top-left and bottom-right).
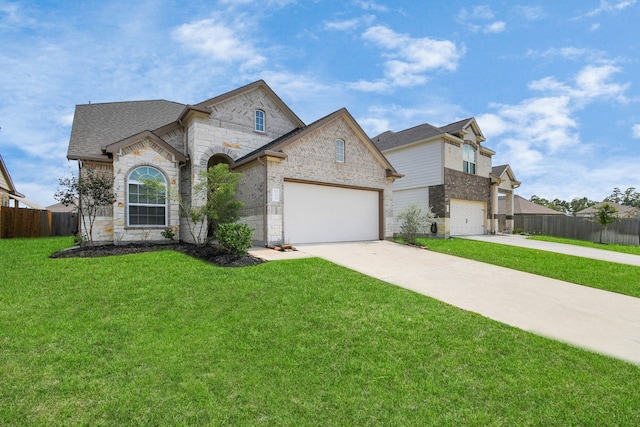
[
  {"x1": 415, "y1": 237, "x2": 640, "y2": 298},
  {"x1": 1, "y1": 237, "x2": 639, "y2": 425}
]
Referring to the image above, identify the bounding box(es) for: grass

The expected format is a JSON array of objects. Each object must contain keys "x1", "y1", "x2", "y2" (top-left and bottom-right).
[
  {"x1": 414, "y1": 237, "x2": 640, "y2": 298},
  {"x1": 528, "y1": 235, "x2": 640, "y2": 255},
  {"x1": 1, "y1": 237, "x2": 640, "y2": 425}
]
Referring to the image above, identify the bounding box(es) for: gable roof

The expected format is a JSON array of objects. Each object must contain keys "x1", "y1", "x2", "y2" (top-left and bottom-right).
[
  {"x1": 372, "y1": 117, "x2": 488, "y2": 152},
  {"x1": 492, "y1": 164, "x2": 521, "y2": 187},
  {"x1": 104, "y1": 130, "x2": 187, "y2": 162},
  {"x1": 439, "y1": 117, "x2": 485, "y2": 142},
  {"x1": 67, "y1": 80, "x2": 307, "y2": 163},
  {"x1": 499, "y1": 195, "x2": 565, "y2": 215},
  {"x1": 0, "y1": 154, "x2": 23, "y2": 197},
  {"x1": 234, "y1": 108, "x2": 402, "y2": 178},
  {"x1": 67, "y1": 100, "x2": 186, "y2": 161},
  {"x1": 188, "y1": 80, "x2": 305, "y2": 129},
  {"x1": 372, "y1": 123, "x2": 446, "y2": 151}
]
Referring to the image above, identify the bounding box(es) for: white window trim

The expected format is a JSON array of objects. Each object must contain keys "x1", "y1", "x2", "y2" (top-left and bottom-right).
[
  {"x1": 463, "y1": 144, "x2": 476, "y2": 175},
  {"x1": 255, "y1": 109, "x2": 265, "y2": 133},
  {"x1": 336, "y1": 139, "x2": 345, "y2": 163},
  {"x1": 127, "y1": 166, "x2": 168, "y2": 227}
]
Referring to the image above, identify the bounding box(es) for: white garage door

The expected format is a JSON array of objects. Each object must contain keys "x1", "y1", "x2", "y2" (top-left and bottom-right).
[
  {"x1": 284, "y1": 181, "x2": 380, "y2": 244},
  {"x1": 450, "y1": 199, "x2": 485, "y2": 235}
]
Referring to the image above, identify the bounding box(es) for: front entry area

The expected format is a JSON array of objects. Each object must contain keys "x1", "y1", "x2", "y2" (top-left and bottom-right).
[{"x1": 283, "y1": 181, "x2": 380, "y2": 244}]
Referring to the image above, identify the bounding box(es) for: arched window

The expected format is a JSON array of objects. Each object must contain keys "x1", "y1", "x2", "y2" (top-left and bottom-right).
[
  {"x1": 255, "y1": 109, "x2": 265, "y2": 132},
  {"x1": 128, "y1": 166, "x2": 167, "y2": 226},
  {"x1": 463, "y1": 144, "x2": 476, "y2": 174},
  {"x1": 336, "y1": 139, "x2": 345, "y2": 163}
]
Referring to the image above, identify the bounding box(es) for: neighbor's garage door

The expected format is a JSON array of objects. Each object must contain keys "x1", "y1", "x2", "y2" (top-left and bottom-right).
[
  {"x1": 450, "y1": 199, "x2": 486, "y2": 235},
  {"x1": 284, "y1": 181, "x2": 380, "y2": 244}
]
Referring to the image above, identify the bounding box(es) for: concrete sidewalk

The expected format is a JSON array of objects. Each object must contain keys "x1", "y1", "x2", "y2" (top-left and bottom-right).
[
  {"x1": 462, "y1": 234, "x2": 640, "y2": 266},
  {"x1": 277, "y1": 240, "x2": 640, "y2": 366}
]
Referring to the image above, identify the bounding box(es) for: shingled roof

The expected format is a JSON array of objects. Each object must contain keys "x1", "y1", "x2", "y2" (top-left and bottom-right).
[
  {"x1": 67, "y1": 100, "x2": 186, "y2": 161},
  {"x1": 498, "y1": 194, "x2": 565, "y2": 215},
  {"x1": 372, "y1": 123, "x2": 446, "y2": 151}
]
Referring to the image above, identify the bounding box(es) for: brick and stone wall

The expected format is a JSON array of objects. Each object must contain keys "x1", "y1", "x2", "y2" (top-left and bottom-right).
[
  {"x1": 259, "y1": 115, "x2": 396, "y2": 245},
  {"x1": 110, "y1": 139, "x2": 181, "y2": 244}
]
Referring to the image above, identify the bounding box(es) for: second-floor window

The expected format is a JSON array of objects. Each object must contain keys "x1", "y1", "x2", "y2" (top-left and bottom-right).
[
  {"x1": 336, "y1": 139, "x2": 345, "y2": 163},
  {"x1": 255, "y1": 109, "x2": 265, "y2": 132},
  {"x1": 463, "y1": 144, "x2": 476, "y2": 174}
]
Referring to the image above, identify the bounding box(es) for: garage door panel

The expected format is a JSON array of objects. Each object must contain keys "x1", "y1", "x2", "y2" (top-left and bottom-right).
[
  {"x1": 450, "y1": 199, "x2": 485, "y2": 236},
  {"x1": 284, "y1": 182, "x2": 379, "y2": 244}
]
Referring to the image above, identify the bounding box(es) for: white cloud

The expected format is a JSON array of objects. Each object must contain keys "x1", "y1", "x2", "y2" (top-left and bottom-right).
[
  {"x1": 582, "y1": 0, "x2": 637, "y2": 17},
  {"x1": 357, "y1": 25, "x2": 461, "y2": 90},
  {"x1": 324, "y1": 15, "x2": 375, "y2": 31},
  {"x1": 482, "y1": 62, "x2": 632, "y2": 200},
  {"x1": 457, "y1": 6, "x2": 506, "y2": 33},
  {"x1": 172, "y1": 15, "x2": 266, "y2": 71},
  {"x1": 527, "y1": 47, "x2": 594, "y2": 60},
  {"x1": 459, "y1": 5, "x2": 495, "y2": 20},
  {"x1": 484, "y1": 21, "x2": 506, "y2": 33},
  {"x1": 527, "y1": 64, "x2": 629, "y2": 104},
  {"x1": 513, "y1": 6, "x2": 545, "y2": 20},
  {"x1": 354, "y1": 0, "x2": 389, "y2": 12},
  {"x1": 632, "y1": 124, "x2": 640, "y2": 138}
]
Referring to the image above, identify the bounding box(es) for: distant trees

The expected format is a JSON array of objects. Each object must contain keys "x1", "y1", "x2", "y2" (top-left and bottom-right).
[
  {"x1": 529, "y1": 187, "x2": 639, "y2": 216},
  {"x1": 605, "y1": 187, "x2": 640, "y2": 208},
  {"x1": 529, "y1": 195, "x2": 597, "y2": 216}
]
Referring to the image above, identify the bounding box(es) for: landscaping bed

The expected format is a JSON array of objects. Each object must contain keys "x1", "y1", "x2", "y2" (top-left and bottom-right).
[{"x1": 50, "y1": 242, "x2": 265, "y2": 267}]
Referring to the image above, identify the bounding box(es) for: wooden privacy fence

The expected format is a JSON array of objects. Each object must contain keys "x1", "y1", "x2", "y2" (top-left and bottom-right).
[
  {"x1": 0, "y1": 207, "x2": 77, "y2": 238},
  {"x1": 515, "y1": 215, "x2": 640, "y2": 246}
]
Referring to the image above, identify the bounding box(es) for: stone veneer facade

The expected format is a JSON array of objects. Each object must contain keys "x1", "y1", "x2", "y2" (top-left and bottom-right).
[
  {"x1": 76, "y1": 83, "x2": 397, "y2": 245},
  {"x1": 236, "y1": 114, "x2": 395, "y2": 246}
]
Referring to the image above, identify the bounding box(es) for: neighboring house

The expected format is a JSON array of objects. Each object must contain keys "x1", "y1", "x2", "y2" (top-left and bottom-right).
[
  {"x1": 575, "y1": 202, "x2": 640, "y2": 219},
  {"x1": 0, "y1": 154, "x2": 44, "y2": 209},
  {"x1": 372, "y1": 118, "x2": 520, "y2": 236},
  {"x1": 47, "y1": 199, "x2": 78, "y2": 213},
  {"x1": 498, "y1": 194, "x2": 565, "y2": 216},
  {"x1": 67, "y1": 80, "x2": 402, "y2": 246},
  {"x1": 497, "y1": 194, "x2": 564, "y2": 232}
]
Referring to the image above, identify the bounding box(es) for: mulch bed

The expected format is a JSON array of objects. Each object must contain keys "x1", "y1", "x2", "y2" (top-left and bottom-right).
[{"x1": 50, "y1": 242, "x2": 266, "y2": 267}]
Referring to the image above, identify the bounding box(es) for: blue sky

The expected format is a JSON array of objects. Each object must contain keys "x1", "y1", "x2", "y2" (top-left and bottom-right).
[{"x1": 1, "y1": 0, "x2": 638, "y2": 207}]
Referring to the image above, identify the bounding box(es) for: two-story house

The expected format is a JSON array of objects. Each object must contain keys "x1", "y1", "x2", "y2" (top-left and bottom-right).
[
  {"x1": 373, "y1": 118, "x2": 519, "y2": 236},
  {"x1": 67, "y1": 80, "x2": 402, "y2": 246}
]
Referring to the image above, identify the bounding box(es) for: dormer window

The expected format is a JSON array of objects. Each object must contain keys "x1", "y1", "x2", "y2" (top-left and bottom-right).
[
  {"x1": 336, "y1": 139, "x2": 345, "y2": 163},
  {"x1": 463, "y1": 144, "x2": 476, "y2": 174},
  {"x1": 255, "y1": 109, "x2": 265, "y2": 132}
]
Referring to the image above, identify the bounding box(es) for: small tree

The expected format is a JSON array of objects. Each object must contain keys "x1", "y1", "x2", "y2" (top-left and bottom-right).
[
  {"x1": 198, "y1": 163, "x2": 243, "y2": 240},
  {"x1": 140, "y1": 163, "x2": 243, "y2": 246},
  {"x1": 397, "y1": 203, "x2": 436, "y2": 245},
  {"x1": 594, "y1": 203, "x2": 619, "y2": 244},
  {"x1": 54, "y1": 165, "x2": 115, "y2": 246}
]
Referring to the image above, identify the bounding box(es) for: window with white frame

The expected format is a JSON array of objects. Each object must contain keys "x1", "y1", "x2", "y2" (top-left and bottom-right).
[
  {"x1": 255, "y1": 109, "x2": 265, "y2": 132},
  {"x1": 128, "y1": 166, "x2": 167, "y2": 226},
  {"x1": 336, "y1": 139, "x2": 345, "y2": 163},
  {"x1": 463, "y1": 144, "x2": 476, "y2": 174}
]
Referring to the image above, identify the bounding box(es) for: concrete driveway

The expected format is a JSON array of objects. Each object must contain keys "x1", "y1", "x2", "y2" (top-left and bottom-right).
[
  {"x1": 462, "y1": 234, "x2": 640, "y2": 266},
  {"x1": 259, "y1": 240, "x2": 640, "y2": 366}
]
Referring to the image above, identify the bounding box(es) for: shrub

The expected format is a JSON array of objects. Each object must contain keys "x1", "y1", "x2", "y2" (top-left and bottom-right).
[
  {"x1": 397, "y1": 204, "x2": 436, "y2": 245},
  {"x1": 217, "y1": 223, "x2": 254, "y2": 254}
]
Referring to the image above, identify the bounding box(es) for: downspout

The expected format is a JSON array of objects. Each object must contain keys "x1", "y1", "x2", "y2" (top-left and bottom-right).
[{"x1": 257, "y1": 156, "x2": 268, "y2": 247}]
